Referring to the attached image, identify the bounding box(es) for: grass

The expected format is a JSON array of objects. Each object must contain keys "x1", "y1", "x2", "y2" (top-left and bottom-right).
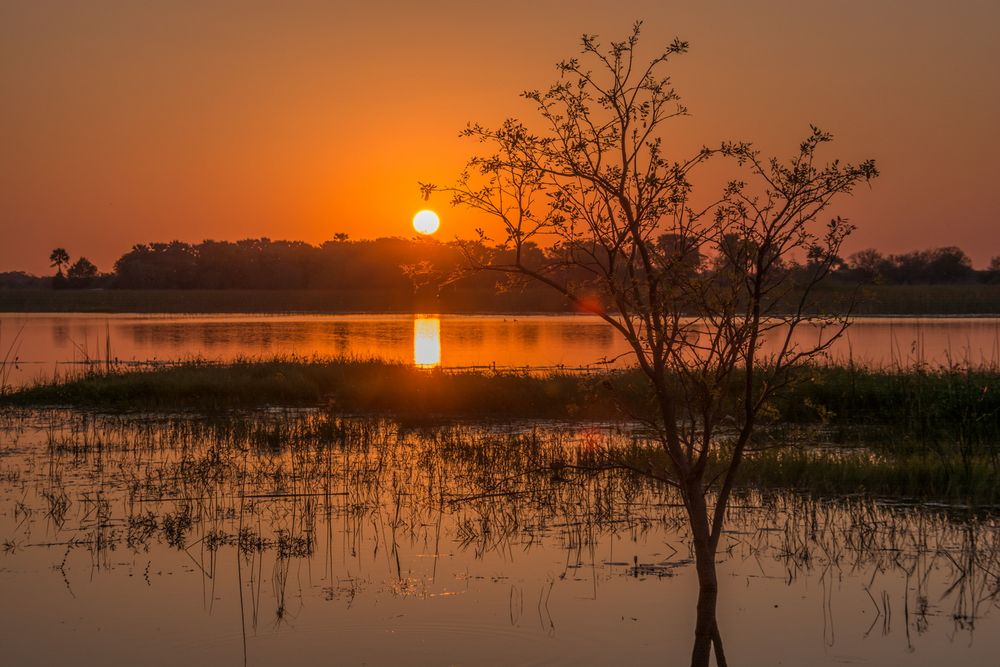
[
  {"x1": 769, "y1": 364, "x2": 1000, "y2": 449},
  {"x1": 8, "y1": 412, "x2": 998, "y2": 586},
  {"x1": 734, "y1": 448, "x2": 1000, "y2": 502},
  {"x1": 4, "y1": 356, "x2": 998, "y2": 501},
  {"x1": 5, "y1": 408, "x2": 999, "y2": 653},
  {"x1": 4, "y1": 357, "x2": 998, "y2": 449},
  {"x1": 5, "y1": 357, "x2": 998, "y2": 431},
  {"x1": 0, "y1": 357, "x2": 632, "y2": 417}
]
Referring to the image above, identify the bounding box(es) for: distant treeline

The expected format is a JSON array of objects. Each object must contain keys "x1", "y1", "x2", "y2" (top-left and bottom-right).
[
  {"x1": 4, "y1": 237, "x2": 1000, "y2": 295},
  {"x1": 11, "y1": 238, "x2": 507, "y2": 292}
]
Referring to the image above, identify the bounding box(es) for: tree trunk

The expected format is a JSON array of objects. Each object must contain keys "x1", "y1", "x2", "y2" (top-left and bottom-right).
[
  {"x1": 685, "y1": 480, "x2": 726, "y2": 667},
  {"x1": 690, "y1": 580, "x2": 720, "y2": 667}
]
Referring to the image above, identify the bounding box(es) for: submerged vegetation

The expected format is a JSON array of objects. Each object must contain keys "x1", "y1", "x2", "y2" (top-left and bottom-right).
[
  {"x1": 4, "y1": 409, "x2": 1000, "y2": 643},
  {"x1": 3, "y1": 357, "x2": 998, "y2": 502}
]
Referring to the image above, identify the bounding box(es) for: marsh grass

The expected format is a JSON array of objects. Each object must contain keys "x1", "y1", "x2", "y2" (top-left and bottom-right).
[
  {"x1": 736, "y1": 448, "x2": 1000, "y2": 502},
  {"x1": 0, "y1": 322, "x2": 24, "y2": 394},
  {"x1": 4, "y1": 356, "x2": 999, "y2": 501},
  {"x1": 1, "y1": 356, "x2": 637, "y2": 417},
  {"x1": 5, "y1": 357, "x2": 997, "y2": 441},
  {"x1": 5, "y1": 409, "x2": 1000, "y2": 636}
]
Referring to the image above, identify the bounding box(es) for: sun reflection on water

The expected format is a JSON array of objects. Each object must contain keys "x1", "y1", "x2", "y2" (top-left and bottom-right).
[{"x1": 413, "y1": 316, "x2": 441, "y2": 367}]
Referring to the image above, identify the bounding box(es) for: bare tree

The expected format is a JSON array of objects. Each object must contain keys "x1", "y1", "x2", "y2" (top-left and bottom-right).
[{"x1": 424, "y1": 22, "x2": 877, "y2": 665}]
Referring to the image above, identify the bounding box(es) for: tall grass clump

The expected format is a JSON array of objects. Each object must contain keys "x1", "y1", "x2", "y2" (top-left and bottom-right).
[
  {"x1": 4, "y1": 358, "x2": 998, "y2": 442},
  {"x1": 0, "y1": 356, "x2": 643, "y2": 419},
  {"x1": 771, "y1": 363, "x2": 1000, "y2": 451},
  {"x1": 0, "y1": 322, "x2": 24, "y2": 395},
  {"x1": 5, "y1": 356, "x2": 998, "y2": 501}
]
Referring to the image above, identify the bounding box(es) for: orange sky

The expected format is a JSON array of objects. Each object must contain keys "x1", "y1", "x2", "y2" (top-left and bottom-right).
[{"x1": 2, "y1": 1, "x2": 998, "y2": 274}]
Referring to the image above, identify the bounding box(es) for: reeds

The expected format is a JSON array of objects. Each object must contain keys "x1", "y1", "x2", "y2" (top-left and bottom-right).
[
  {"x1": 0, "y1": 321, "x2": 24, "y2": 394},
  {"x1": 5, "y1": 358, "x2": 998, "y2": 447},
  {"x1": 4, "y1": 409, "x2": 1000, "y2": 638},
  {"x1": 1, "y1": 356, "x2": 623, "y2": 417},
  {"x1": 4, "y1": 354, "x2": 998, "y2": 506}
]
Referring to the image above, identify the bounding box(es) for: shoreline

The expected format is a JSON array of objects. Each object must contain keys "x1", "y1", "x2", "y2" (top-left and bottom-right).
[
  {"x1": 5, "y1": 310, "x2": 1000, "y2": 319},
  {"x1": 3, "y1": 284, "x2": 1000, "y2": 316}
]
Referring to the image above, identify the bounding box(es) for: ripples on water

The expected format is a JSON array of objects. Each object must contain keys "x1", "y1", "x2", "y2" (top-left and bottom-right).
[
  {"x1": 2, "y1": 410, "x2": 999, "y2": 665},
  {"x1": 2, "y1": 314, "x2": 999, "y2": 387}
]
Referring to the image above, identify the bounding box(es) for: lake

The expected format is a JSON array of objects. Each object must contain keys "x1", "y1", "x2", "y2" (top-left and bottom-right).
[
  {"x1": 2, "y1": 410, "x2": 998, "y2": 666},
  {"x1": 2, "y1": 313, "x2": 999, "y2": 388}
]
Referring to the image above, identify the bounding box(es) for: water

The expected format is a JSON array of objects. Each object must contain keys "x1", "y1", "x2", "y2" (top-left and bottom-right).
[
  {"x1": 2, "y1": 313, "x2": 999, "y2": 388},
  {"x1": 2, "y1": 313, "x2": 999, "y2": 664},
  {"x1": 1, "y1": 410, "x2": 998, "y2": 666}
]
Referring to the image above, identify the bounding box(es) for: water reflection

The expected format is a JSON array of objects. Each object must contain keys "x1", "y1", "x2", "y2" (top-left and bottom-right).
[
  {"x1": 2, "y1": 410, "x2": 1000, "y2": 666},
  {"x1": 414, "y1": 316, "x2": 441, "y2": 367},
  {"x1": 1, "y1": 313, "x2": 999, "y2": 388}
]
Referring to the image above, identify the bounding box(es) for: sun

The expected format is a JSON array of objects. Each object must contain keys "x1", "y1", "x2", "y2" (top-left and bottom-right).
[{"x1": 412, "y1": 209, "x2": 440, "y2": 235}]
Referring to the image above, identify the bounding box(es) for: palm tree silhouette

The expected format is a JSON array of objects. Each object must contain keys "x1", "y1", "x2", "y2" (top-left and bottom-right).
[{"x1": 49, "y1": 248, "x2": 70, "y2": 276}]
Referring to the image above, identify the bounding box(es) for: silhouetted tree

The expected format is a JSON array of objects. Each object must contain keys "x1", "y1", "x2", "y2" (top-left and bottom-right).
[
  {"x1": 33, "y1": 235, "x2": 989, "y2": 309},
  {"x1": 66, "y1": 257, "x2": 97, "y2": 288},
  {"x1": 49, "y1": 248, "x2": 70, "y2": 276},
  {"x1": 114, "y1": 241, "x2": 198, "y2": 289},
  {"x1": 0, "y1": 271, "x2": 47, "y2": 289},
  {"x1": 425, "y1": 23, "x2": 877, "y2": 665},
  {"x1": 916, "y1": 246, "x2": 973, "y2": 283},
  {"x1": 849, "y1": 246, "x2": 976, "y2": 285},
  {"x1": 895, "y1": 247, "x2": 972, "y2": 283},
  {"x1": 66, "y1": 257, "x2": 99, "y2": 288},
  {"x1": 848, "y1": 248, "x2": 889, "y2": 283},
  {"x1": 987, "y1": 256, "x2": 1000, "y2": 284}
]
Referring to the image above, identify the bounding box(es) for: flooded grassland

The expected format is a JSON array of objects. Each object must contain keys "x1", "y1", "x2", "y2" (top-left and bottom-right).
[{"x1": 2, "y1": 409, "x2": 1000, "y2": 665}]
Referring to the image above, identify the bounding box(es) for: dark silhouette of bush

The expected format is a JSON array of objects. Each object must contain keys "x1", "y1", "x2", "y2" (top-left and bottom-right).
[
  {"x1": 846, "y1": 246, "x2": 978, "y2": 284},
  {"x1": 66, "y1": 257, "x2": 99, "y2": 288},
  {"x1": 0, "y1": 271, "x2": 48, "y2": 289}
]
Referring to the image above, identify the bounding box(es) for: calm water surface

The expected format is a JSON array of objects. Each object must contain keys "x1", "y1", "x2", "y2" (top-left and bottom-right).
[
  {"x1": 1, "y1": 410, "x2": 999, "y2": 666},
  {"x1": 2, "y1": 313, "x2": 999, "y2": 387}
]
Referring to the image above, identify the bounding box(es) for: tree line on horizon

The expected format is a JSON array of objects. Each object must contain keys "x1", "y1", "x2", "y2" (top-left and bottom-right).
[{"x1": 1, "y1": 236, "x2": 999, "y2": 293}]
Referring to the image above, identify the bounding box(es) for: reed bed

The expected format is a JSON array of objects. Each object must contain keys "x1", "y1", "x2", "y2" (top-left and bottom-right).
[
  {"x1": 2, "y1": 351, "x2": 998, "y2": 505},
  {"x1": 3, "y1": 409, "x2": 1000, "y2": 636},
  {"x1": 4, "y1": 357, "x2": 997, "y2": 443}
]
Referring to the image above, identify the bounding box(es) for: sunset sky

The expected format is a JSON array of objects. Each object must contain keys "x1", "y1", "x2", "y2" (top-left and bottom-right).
[{"x1": 2, "y1": 0, "x2": 998, "y2": 274}]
